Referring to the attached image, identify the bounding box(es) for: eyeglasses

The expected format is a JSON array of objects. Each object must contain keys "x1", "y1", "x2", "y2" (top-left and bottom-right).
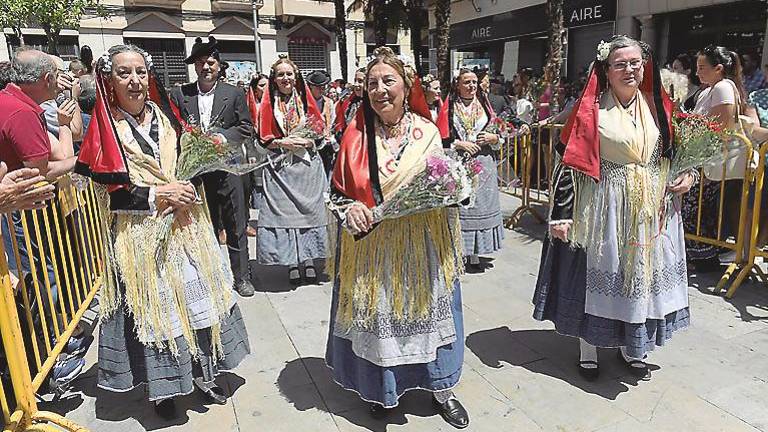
[{"x1": 609, "y1": 59, "x2": 644, "y2": 71}]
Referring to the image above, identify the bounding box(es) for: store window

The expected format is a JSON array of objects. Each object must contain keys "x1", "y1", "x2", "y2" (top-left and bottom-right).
[
  {"x1": 125, "y1": 38, "x2": 188, "y2": 88},
  {"x1": 667, "y1": 0, "x2": 767, "y2": 60}
]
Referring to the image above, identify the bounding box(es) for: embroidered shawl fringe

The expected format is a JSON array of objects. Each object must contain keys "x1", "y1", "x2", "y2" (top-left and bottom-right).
[
  {"x1": 329, "y1": 209, "x2": 463, "y2": 330},
  {"x1": 95, "y1": 186, "x2": 232, "y2": 360},
  {"x1": 568, "y1": 158, "x2": 670, "y2": 296}
]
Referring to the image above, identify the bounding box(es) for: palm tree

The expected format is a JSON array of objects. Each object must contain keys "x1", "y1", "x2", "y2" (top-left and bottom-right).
[
  {"x1": 406, "y1": 0, "x2": 425, "y2": 75},
  {"x1": 434, "y1": 0, "x2": 451, "y2": 94},
  {"x1": 334, "y1": 0, "x2": 349, "y2": 81},
  {"x1": 545, "y1": 0, "x2": 564, "y2": 114}
]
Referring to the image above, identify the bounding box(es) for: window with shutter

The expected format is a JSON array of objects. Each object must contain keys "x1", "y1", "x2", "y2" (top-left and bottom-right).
[{"x1": 287, "y1": 43, "x2": 328, "y2": 76}]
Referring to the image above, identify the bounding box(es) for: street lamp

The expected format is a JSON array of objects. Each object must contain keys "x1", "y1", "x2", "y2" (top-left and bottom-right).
[{"x1": 252, "y1": 0, "x2": 264, "y2": 71}]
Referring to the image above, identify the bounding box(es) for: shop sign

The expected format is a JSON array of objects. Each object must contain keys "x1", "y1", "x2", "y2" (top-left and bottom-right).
[
  {"x1": 564, "y1": 0, "x2": 617, "y2": 28},
  {"x1": 448, "y1": 0, "x2": 616, "y2": 48}
]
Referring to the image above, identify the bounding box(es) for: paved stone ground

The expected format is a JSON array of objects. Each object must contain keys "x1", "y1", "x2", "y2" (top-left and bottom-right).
[{"x1": 47, "y1": 196, "x2": 768, "y2": 432}]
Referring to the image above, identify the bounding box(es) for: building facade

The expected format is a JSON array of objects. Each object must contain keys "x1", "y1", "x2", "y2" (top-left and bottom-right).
[
  {"x1": 1, "y1": 0, "x2": 416, "y2": 85},
  {"x1": 430, "y1": 0, "x2": 768, "y2": 82}
]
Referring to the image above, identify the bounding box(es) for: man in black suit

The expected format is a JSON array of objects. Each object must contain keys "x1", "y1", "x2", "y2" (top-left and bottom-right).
[{"x1": 170, "y1": 36, "x2": 256, "y2": 297}]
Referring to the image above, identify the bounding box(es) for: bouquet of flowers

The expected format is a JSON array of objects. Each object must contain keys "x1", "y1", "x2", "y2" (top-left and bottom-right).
[
  {"x1": 369, "y1": 150, "x2": 483, "y2": 224},
  {"x1": 662, "y1": 112, "x2": 745, "y2": 217},
  {"x1": 289, "y1": 113, "x2": 326, "y2": 141},
  {"x1": 277, "y1": 113, "x2": 327, "y2": 166},
  {"x1": 667, "y1": 112, "x2": 742, "y2": 182},
  {"x1": 155, "y1": 118, "x2": 265, "y2": 262},
  {"x1": 486, "y1": 116, "x2": 514, "y2": 139},
  {"x1": 175, "y1": 122, "x2": 259, "y2": 180}
]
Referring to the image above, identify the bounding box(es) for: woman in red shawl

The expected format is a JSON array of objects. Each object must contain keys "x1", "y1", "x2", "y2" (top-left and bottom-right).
[
  {"x1": 245, "y1": 72, "x2": 269, "y2": 222},
  {"x1": 255, "y1": 55, "x2": 328, "y2": 285},
  {"x1": 325, "y1": 47, "x2": 469, "y2": 428},
  {"x1": 438, "y1": 68, "x2": 504, "y2": 271},
  {"x1": 533, "y1": 36, "x2": 694, "y2": 382},
  {"x1": 333, "y1": 67, "x2": 365, "y2": 141}
]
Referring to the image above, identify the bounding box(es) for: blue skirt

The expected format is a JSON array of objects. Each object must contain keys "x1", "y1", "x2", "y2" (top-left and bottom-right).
[
  {"x1": 533, "y1": 237, "x2": 690, "y2": 359},
  {"x1": 325, "y1": 280, "x2": 464, "y2": 408}
]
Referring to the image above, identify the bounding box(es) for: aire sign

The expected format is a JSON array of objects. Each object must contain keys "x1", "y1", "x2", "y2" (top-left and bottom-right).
[
  {"x1": 564, "y1": 0, "x2": 617, "y2": 28},
  {"x1": 449, "y1": 0, "x2": 616, "y2": 48}
]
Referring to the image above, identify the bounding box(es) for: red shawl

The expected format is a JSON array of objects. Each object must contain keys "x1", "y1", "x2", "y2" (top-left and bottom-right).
[
  {"x1": 257, "y1": 81, "x2": 323, "y2": 143},
  {"x1": 560, "y1": 59, "x2": 674, "y2": 181},
  {"x1": 334, "y1": 94, "x2": 360, "y2": 134},
  {"x1": 437, "y1": 93, "x2": 496, "y2": 140},
  {"x1": 246, "y1": 87, "x2": 260, "y2": 127},
  {"x1": 331, "y1": 77, "x2": 433, "y2": 208}
]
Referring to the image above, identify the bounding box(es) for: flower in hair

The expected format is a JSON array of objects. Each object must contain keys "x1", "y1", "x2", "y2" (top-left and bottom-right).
[
  {"x1": 596, "y1": 40, "x2": 611, "y2": 62},
  {"x1": 99, "y1": 52, "x2": 112, "y2": 74}
]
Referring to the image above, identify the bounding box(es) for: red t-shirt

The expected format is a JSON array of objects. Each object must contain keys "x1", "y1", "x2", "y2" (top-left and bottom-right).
[{"x1": 0, "y1": 84, "x2": 51, "y2": 171}]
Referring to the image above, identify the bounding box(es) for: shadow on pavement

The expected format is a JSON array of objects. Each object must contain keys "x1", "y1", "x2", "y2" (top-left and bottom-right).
[
  {"x1": 277, "y1": 357, "x2": 443, "y2": 432},
  {"x1": 62, "y1": 363, "x2": 245, "y2": 430},
  {"x1": 688, "y1": 269, "x2": 768, "y2": 323},
  {"x1": 466, "y1": 327, "x2": 658, "y2": 400},
  {"x1": 250, "y1": 260, "x2": 332, "y2": 293}
]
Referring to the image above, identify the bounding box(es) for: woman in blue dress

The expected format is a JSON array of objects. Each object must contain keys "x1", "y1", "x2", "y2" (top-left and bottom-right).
[{"x1": 325, "y1": 47, "x2": 469, "y2": 429}]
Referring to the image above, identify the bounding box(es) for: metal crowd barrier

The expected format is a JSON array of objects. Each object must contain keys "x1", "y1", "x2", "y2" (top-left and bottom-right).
[
  {"x1": 719, "y1": 140, "x2": 768, "y2": 297},
  {"x1": 498, "y1": 123, "x2": 563, "y2": 228},
  {"x1": 683, "y1": 133, "x2": 757, "y2": 297},
  {"x1": 497, "y1": 124, "x2": 767, "y2": 298},
  {"x1": 0, "y1": 176, "x2": 103, "y2": 432}
]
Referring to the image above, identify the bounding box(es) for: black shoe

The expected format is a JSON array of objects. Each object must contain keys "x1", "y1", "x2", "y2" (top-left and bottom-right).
[
  {"x1": 616, "y1": 350, "x2": 651, "y2": 380},
  {"x1": 289, "y1": 267, "x2": 301, "y2": 285},
  {"x1": 304, "y1": 266, "x2": 317, "y2": 284},
  {"x1": 433, "y1": 397, "x2": 470, "y2": 429},
  {"x1": 199, "y1": 384, "x2": 228, "y2": 405},
  {"x1": 465, "y1": 262, "x2": 483, "y2": 274},
  {"x1": 154, "y1": 398, "x2": 177, "y2": 420},
  {"x1": 368, "y1": 402, "x2": 392, "y2": 420},
  {"x1": 235, "y1": 280, "x2": 255, "y2": 297},
  {"x1": 577, "y1": 360, "x2": 600, "y2": 381},
  {"x1": 693, "y1": 257, "x2": 721, "y2": 273}
]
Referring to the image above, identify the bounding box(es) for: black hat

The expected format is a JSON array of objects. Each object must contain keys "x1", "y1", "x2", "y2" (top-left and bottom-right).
[
  {"x1": 184, "y1": 36, "x2": 220, "y2": 64},
  {"x1": 306, "y1": 70, "x2": 331, "y2": 87}
]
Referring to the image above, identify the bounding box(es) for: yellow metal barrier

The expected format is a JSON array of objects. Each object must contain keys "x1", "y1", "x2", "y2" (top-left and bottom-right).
[
  {"x1": 499, "y1": 124, "x2": 563, "y2": 227},
  {"x1": 682, "y1": 133, "x2": 758, "y2": 296},
  {"x1": 721, "y1": 141, "x2": 768, "y2": 297},
  {"x1": 498, "y1": 123, "x2": 765, "y2": 298},
  {"x1": 0, "y1": 176, "x2": 104, "y2": 432}
]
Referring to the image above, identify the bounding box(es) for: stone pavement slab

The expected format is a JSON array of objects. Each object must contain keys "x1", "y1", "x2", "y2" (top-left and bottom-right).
[{"x1": 46, "y1": 196, "x2": 768, "y2": 431}]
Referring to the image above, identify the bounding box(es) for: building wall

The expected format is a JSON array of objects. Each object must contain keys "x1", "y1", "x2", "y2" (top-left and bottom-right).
[
  {"x1": 428, "y1": 0, "x2": 545, "y2": 27},
  {"x1": 2, "y1": 0, "x2": 367, "y2": 81}
]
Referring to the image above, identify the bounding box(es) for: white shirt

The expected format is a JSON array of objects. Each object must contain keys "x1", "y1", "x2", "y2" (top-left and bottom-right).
[
  {"x1": 197, "y1": 82, "x2": 217, "y2": 130},
  {"x1": 694, "y1": 79, "x2": 737, "y2": 115}
]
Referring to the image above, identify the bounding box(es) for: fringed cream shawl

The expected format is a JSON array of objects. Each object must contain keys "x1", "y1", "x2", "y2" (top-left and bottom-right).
[
  {"x1": 329, "y1": 115, "x2": 463, "y2": 330},
  {"x1": 568, "y1": 91, "x2": 670, "y2": 296},
  {"x1": 96, "y1": 103, "x2": 233, "y2": 359}
]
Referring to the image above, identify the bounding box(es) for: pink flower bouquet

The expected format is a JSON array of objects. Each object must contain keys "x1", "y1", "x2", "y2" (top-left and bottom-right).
[{"x1": 370, "y1": 150, "x2": 483, "y2": 223}]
